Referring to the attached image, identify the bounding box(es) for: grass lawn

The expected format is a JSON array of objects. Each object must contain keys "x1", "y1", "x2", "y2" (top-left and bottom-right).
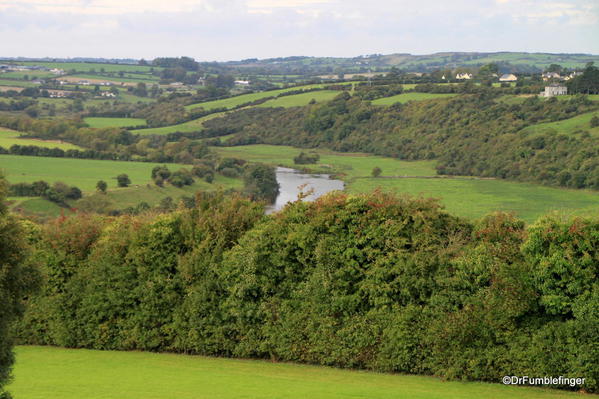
[
  {"x1": 521, "y1": 111, "x2": 599, "y2": 137},
  {"x1": 214, "y1": 144, "x2": 599, "y2": 223},
  {"x1": 132, "y1": 112, "x2": 225, "y2": 135},
  {"x1": 0, "y1": 155, "x2": 188, "y2": 191},
  {"x1": 0, "y1": 129, "x2": 82, "y2": 150},
  {"x1": 372, "y1": 92, "x2": 458, "y2": 105},
  {"x1": 84, "y1": 117, "x2": 147, "y2": 128},
  {"x1": 9, "y1": 346, "x2": 581, "y2": 399},
  {"x1": 258, "y1": 91, "x2": 341, "y2": 108}
]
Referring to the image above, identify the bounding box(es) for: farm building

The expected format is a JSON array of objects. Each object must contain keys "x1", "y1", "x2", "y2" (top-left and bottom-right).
[
  {"x1": 455, "y1": 73, "x2": 473, "y2": 80},
  {"x1": 542, "y1": 72, "x2": 561, "y2": 81},
  {"x1": 235, "y1": 80, "x2": 251, "y2": 86},
  {"x1": 540, "y1": 84, "x2": 567, "y2": 97},
  {"x1": 499, "y1": 74, "x2": 518, "y2": 82}
]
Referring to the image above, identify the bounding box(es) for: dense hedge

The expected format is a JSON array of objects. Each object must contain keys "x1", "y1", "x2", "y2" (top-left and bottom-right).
[{"x1": 15, "y1": 191, "x2": 599, "y2": 392}]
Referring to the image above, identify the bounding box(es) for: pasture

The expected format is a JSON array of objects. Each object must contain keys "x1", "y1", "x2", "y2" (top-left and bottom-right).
[
  {"x1": 521, "y1": 111, "x2": 599, "y2": 137},
  {"x1": 372, "y1": 92, "x2": 458, "y2": 105},
  {"x1": 16, "y1": 61, "x2": 158, "y2": 73},
  {"x1": 0, "y1": 129, "x2": 82, "y2": 150},
  {"x1": 8, "y1": 197, "x2": 67, "y2": 218},
  {"x1": 0, "y1": 154, "x2": 187, "y2": 191},
  {"x1": 9, "y1": 346, "x2": 580, "y2": 399},
  {"x1": 258, "y1": 90, "x2": 342, "y2": 108},
  {"x1": 214, "y1": 144, "x2": 599, "y2": 223},
  {"x1": 131, "y1": 112, "x2": 225, "y2": 135},
  {"x1": 84, "y1": 117, "x2": 147, "y2": 128}
]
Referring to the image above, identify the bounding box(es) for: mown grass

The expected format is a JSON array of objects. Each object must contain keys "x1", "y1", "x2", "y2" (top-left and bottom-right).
[
  {"x1": 372, "y1": 92, "x2": 458, "y2": 105},
  {"x1": 0, "y1": 155, "x2": 188, "y2": 191},
  {"x1": 258, "y1": 90, "x2": 342, "y2": 108},
  {"x1": 521, "y1": 111, "x2": 599, "y2": 137},
  {"x1": 131, "y1": 112, "x2": 225, "y2": 135},
  {"x1": 0, "y1": 129, "x2": 82, "y2": 150},
  {"x1": 213, "y1": 144, "x2": 599, "y2": 223},
  {"x1": 84, "y1": 117, "x2": 147, "y2": 128},
  {"x1": 9, "y1": 346, "x2": 581, "y2": 399}
]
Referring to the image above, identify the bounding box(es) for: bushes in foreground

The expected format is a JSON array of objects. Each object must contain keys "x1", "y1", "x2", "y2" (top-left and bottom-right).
[{"x1": 14, "y1": 191, "x2": 599, "y2": 392}]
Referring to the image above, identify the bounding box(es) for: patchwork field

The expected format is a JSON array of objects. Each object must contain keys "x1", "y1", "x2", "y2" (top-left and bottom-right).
[
  {"x1": 521, "y1": 111, "x2": 599, "y2": 137},
  {"x1": 84, "y1": 117, "x2": 147, "y2": 128},
  {"x1": 214, "y1": 144, "x2": 599, "y2": 222},
  {"x1": 0, "y1": 154, "x2": 187, "y2": 191},
  {"x1": 17, "y1": 61, "x2": 159, "y2": 73},
  {"x1": 9, "y1": 346, "x2": 580, "y2": 399},
  {"x1": 0, "y1": 129, "x2": 82, "y2": 150},
  {"x1": 372, "y1": 92, "x2": 458, "y2": 105}
]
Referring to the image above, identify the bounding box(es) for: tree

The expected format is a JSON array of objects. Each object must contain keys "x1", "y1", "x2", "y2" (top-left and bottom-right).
[
  {"x1": 0, "y1": 173, "x2": 39, "y2": 398},
  {"x1": 133, "y1": 82, "x2": 148, "y2": 97},
  {"x1": 243, "y1": 163, "x2": 279, "y2": 203},
  {"x1": 116, "y1": 174, "x2": 131, "y2": 187},
  {"x1": 372, "y1": 167, "x2": 382, "y2": 177},
  {"x1": 591, "y1": 115, "x2": 599, "y2": 128},
  {"x1": 96, "y1": 180, "x2": 107, "y2": 194}
]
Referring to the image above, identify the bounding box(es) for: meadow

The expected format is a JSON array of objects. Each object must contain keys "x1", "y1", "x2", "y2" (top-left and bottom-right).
[
  {"x1": 0, "y1": 154, "x2": 187, "y2": 191},
  {"x1": 258, "y1": 90, "x2": 342, "y2": 108},
  {"x1": 521, "y1": 110, "x2": 599, "y2": 137},
  {"x1": 371, "y1": 92, "x2": 458, "y2": 105},
  {"x1": 84, "y1": 117, "x2": 147, "y2": 128},
  {"x1": 131, "y1": 112, "x2": 225, "y2": 135},
  {"x1": 0, "y1": 129, "x2": 82, "y2": 150},
  {"x1": 17, "y1": 61, "x2": 159, "y2": 73},
  {"x1": 9, "y1": 346, "x2": 582, "y2": 399},
  {"x1": 214, "y1": 144, "x2": 599, "y2": 222}
]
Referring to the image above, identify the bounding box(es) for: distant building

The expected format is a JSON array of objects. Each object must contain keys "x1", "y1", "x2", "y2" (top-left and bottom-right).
[
  {"x1": 540, "y1": 84, "x2": 567, "y2": 97},
  {"x1": 499, "y1": 74, "x2": 518, "y2": 82},
  {"x1": 50, "y1": 68, "x2": 65, "y2": 75},
  {"x1": 564, "y1": 71, "x2": 582, "y2": 81},
  {"x1": 100, "y1": 92, "x2": 116, "y2": 98},
  {"x1": 542, "y1": 72, "x2": 561, "y2": 81},
  {"x1": 234, "y1": 80, "x2": 250, "y2": 86},
  {"x1": 455, "y1": 73, "x2": 473, "y2": 80}
]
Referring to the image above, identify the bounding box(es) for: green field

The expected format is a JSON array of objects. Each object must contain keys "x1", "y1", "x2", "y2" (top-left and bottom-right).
[
  {"x1": 372, "y1": 92, "x2": 458, "y2": 105},
  {"x1": 521, "y1": 111, "x2": 599, "y2": 137},
  {"x1": 84, "y1": 117, "x2": 147, "y2": 128},
  {"x1": 71, "y1": 73, "x2": 160, "y2": 84},
  {"x1": 0, "y1": 79, "x2": 39, "y2": 88},
  {"x1": 258, "y1": 90, "x2": 341, "y2": 108},
  {"x1": 9, "y1": 346, "x2": 581, "y2": 399},
  {"x1": 16, "y1": 61, "x2": 158, "y2": 73},
  {"x1": 0, "y1": 129, "x2": 82, "y2": 150},
  {"x1": 131, "y1": 112, "x2": 225, "y2": 135},
  {"x1": 214, "y1": 144, "x2": 599, "y2": 223},
  {"x1": 8, "y1": 197, "x2": 68, "y2": 217},
  {"x1": 185, "y1": 83, "x2": 352, "y2": 111},
  {"x1": 0, "y1": 155, "x2": 187, "y2": 191},
  {"x1": 0, "y1": 71, "x2": 55, "y2": 79}
]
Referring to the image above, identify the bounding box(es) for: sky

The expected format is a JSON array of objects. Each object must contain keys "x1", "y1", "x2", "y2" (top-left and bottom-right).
[{"x1": 1, "y1": 0, "x2": 598, "y2": 61}]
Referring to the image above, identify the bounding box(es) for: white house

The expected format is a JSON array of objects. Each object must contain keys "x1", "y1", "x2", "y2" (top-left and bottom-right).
[
  {"x1": 234, "y1": 80, "x2": 250, "y2": 86},
  {"x1": 455, "y1": 73, "x2": 473, "y2": 80},
  {"x1": 542, "y1": 72, "x2": 561, "y2": 81},
  {"x1": 540, "y1": 84, "x2": 567, "y2": 97},
  {"x1": 499, "y1": 74, "x2": 518, "y2": 82}
]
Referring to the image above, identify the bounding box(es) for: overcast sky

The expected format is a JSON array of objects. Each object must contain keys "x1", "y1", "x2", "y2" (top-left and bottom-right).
[{"x1": 1, "y1": 0, "x2": 598, "y2": 61}]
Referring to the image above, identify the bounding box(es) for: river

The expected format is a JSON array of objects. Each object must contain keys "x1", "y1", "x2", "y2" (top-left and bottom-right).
[{"x1": 266, "y1": 167, "x2": 345, "y2": 214}]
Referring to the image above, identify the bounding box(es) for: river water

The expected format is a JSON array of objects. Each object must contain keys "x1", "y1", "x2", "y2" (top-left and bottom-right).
[{"x1": 266, "y1": 167, "x2": 345, "y2": 214}]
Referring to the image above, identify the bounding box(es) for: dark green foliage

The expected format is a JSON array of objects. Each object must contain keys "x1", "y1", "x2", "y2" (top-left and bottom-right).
[
  {"x1": 371, "y1": 167, "x2": 382, "y2": 177},
  {"x1": 293, "y1": 151, "x2": 320, "y2": 165},
  {"x1": 168, "y1": 168, "x2": 194, "y2": 188},
  {"x1": 0, "y1": 174, "x2": 40, "y2": 398},
  {"x1": 96, "y1": 180, "x2": 107, "y2": 193},
  {"x1": 10, "y1": 181, "x2": 82, "y2": 206},
  {"x1": 591, "y1": 115, "x2": 599, "y2": 128},
  {"x1": 15, "y1": 192, "x2": 599, "y2": 393},
  {"x1": 116, "y1": 174, "x2": 131, "y2": 187},
  {"x1": 242, "y1": 163, "x2": 279, "y2": 203}
]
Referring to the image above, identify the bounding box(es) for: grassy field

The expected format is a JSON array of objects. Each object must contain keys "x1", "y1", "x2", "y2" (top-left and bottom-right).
[
  {"x1": 0, "y1": 129, "x2": 82, "y2": 150},
  {"x1": 9, "y1": 346, "x2": 582, "y2": 399},
  {"x1": 521, "y1": 111, "x2": 599, "y2": 137},
  {"x1": 214, "y1": 144, "x2": 599, "y2": 223},
  {"x1": 0, "y1": 79, "x2": 39, "y2": 88},
  {"x1": 185, "y1": 83, "x2": 353, "y2": 111},
  {"x1": 258, "y1": 90, "x2": 341, "y2": 108},
  {"x1": 0, "y1": 155, "x2": 187, "y2": 191},
  {"x1": 372, "y1": 92, "x2": 458, "y2": 105},
  {"x1": 131, "y1": 112, "x2": 225, "y2": 135},
  {"x1": 8, "y1": 197, "x2": 68, "y2": 218},
  {"x1": 0, "y1": 71, "x2": 56, "y2": 79},
  {"x1": 17, "y1": 61, "x2": 158, "y2": 73},
  {"x1": 84, "y1": 117, "x2": 147, "y2": 128}
]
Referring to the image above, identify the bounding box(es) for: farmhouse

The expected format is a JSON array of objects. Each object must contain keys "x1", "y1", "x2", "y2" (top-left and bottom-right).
[
  {"x1": 542, "y1": 72, "x2": 561, "y2": 81},
  {"x1": 540, "y1": 84, "x2": 567, "y2": 97},
  {"x1": 235, "y1": 80, "x2": 251, "y2": 86},
  {"x1": 499, "y1": 74, "x2": 518, "y2": 82},
  {"x1": 455, "y1": 73, "x2": 472, "y2": 80},
  {"x1": 100, "y1": 92, "x2": 116, "y2": 98}
]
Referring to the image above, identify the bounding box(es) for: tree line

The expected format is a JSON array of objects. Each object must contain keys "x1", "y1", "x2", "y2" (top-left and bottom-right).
[{"x1": 4, "y1": 190, "x2": 596, "y2": 395}]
